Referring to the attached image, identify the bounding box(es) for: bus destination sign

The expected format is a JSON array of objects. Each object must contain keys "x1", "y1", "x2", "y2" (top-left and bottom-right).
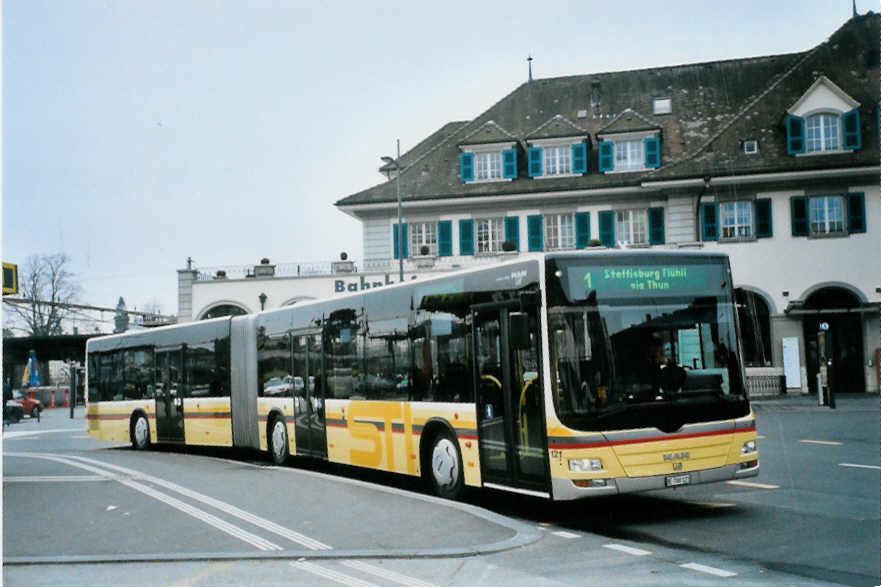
[{"x1": 577, "y1": 264, "x2": 718, "y2": 297}]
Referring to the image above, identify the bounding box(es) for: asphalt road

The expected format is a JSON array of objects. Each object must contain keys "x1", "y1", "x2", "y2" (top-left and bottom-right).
[{"x1": 3, "y1": 395, "x2": 878, "y2": 586}]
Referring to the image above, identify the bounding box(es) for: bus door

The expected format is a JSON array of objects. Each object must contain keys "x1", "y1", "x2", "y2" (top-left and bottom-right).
[
  {"x1": 293, "y1": 332, "x2": 327, "y2": 457},
  {"x1": 155, "y1": 346, "x2": 185, "y2": 442},
  {"x1": 473, "y1": 302, "x2": 549, "y2": 496}
]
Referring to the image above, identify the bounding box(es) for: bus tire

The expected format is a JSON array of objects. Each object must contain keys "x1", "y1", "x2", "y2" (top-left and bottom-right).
[
  {"x1": 268, "y1": 415, "x2": 289, "y2": 465},
  {"x1": 130, "y1": 412, "x2": 150, "y2": 450},
  {"x1": 424, "y1": 428, "x2": 464, "y2": 500}
]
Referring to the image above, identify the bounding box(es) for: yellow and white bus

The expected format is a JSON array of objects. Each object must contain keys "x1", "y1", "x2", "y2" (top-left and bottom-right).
[{"x1": 86, "y1": 250, "x2": 759, "y2": 500}]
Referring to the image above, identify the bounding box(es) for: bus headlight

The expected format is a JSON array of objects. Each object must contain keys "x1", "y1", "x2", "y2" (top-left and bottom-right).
[
  {"x1": 569, "y1": 458, "x2": 603, "y2": 472},
  {"x1": 741, "y1": 440, "x2": 756, "y2": 455}
]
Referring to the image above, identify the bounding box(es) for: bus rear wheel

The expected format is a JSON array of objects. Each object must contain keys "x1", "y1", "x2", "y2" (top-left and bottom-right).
[
  {"x1": 130, "y1": 413, "x2": 150, "y2": 450},
  {"x1": 268, "y1": 416, "x2": 289, "y2": 465},
  {"x1": 425, "y1": 429, "x2": 464, "y2": 500}
]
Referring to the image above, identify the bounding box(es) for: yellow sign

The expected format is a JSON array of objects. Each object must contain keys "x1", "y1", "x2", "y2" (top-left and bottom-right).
[{"x1": 2, "y1": 262, "x2": 18, "y2": 295}]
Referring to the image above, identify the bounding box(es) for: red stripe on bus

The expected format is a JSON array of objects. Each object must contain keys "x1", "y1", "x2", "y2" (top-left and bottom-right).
[
  {"x1": 184, "y1": 413, "x2": 231, "y2": 419},
  {"x1": 549, "y1": 426, "x2": 755, "y2": 450}
]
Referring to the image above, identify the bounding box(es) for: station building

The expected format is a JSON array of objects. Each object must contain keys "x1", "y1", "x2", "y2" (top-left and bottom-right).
[{"x1": 179, "y1": 13, "x2": 880, "y2": 395}]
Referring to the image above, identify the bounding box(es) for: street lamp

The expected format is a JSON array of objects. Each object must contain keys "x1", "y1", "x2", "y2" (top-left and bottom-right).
[
  {"x1": 381, "y1": 139, "x2": 404, "y2": 282},
  {"x1": 259, "y1": 292, "x2": 267, "y2": 311}
]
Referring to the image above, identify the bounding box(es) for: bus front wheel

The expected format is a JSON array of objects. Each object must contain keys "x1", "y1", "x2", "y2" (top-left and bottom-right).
[{"x1": 425, "y1": 429, "x2": 464, "y2": 500}]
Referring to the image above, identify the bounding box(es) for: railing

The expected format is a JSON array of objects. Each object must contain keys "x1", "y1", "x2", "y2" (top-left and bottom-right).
[{"x1": 195, "y1": 252, "x2": 526, "y2": 281}]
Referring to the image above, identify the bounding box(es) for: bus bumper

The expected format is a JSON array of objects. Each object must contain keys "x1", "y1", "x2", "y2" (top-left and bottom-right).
[{"x1": 551, "y1": 461, "x2": 760, "y2": 500}]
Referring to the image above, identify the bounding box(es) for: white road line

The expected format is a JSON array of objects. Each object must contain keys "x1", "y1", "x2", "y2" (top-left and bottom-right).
[
  {"x1": 342, "y1": 560, "x2": 438, "y2": 587},
  {"x1": 799, "y1": 439, "x2": 843, "y2": 446},
  {"x1": 680, "y1": 562, "x2": 737, "y2": 578},
  {"x1": 602, "y1": 543, "x2": 652, "y2": 556},
  {"x1": 291, "y1": 561, "x2": 379, "y2": 587},
  {"x1": 551, "y1": 530, "x2": 581, "y2": 539},
  {"x1": 839, "y1": 463, "x2": 881, "y2": 470},
  {"x1": 9, "y1": 453, "x2": 281, "y2": 551},
  {"x1": 726, "y1": 480, "x2": 780, "y2": 489},
  {"x1": 3, "y1": 428, "x2": 84, "y2": 439},
  {"x1": 4, "y1": 475, "x2": 109, "y2": 482},
  {"x1": 64, "y1": 454, "x2": 331, "y2": 551}
]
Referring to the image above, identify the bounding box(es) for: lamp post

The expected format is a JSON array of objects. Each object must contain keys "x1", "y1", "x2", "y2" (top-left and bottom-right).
[
  {"x1": 259, "y1": 292, "x2": 267, "y2": 311},
  {"x1": 381, "y1": 139, "x2": 404, "y2": 282}
]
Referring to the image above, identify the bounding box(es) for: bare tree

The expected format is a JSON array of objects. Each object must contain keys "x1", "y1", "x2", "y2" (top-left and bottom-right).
[{"x1": 5, "y1": 254, "x2": 81, "y2": 336}]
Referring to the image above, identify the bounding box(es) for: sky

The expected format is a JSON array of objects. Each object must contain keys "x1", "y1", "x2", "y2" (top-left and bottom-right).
[{"x1": 1, "y1": 0, "x2": 866, "y2": 330}]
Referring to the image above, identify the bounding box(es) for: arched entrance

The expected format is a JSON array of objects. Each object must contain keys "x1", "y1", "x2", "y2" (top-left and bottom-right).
[
  {"x1": 199, "y1": 304, "x2": 248, "y2": 320},
  {"x1": 735, "y1": 288, "x2": 772, "y2": 367},
  {"x1": 802, "y1": 287, "x2": 865, "y2": 395}
]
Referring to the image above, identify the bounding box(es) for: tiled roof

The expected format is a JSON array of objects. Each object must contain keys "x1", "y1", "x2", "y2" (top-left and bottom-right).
[{"x1": 340, "y1": 13, "x2": 879, "y2": 208}]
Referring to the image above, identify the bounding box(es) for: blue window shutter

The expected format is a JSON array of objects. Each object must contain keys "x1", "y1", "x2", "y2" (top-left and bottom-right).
[
  {"x1": 598, "y1": 141, "x2": 614, "y2": 172},
  {"x1": 754, "y1": 199, "x2": 773, "y2": 238},
  {"x1": 460, "y1": 152, "x2": 474, "y2": 182},
  {"x1": 393, "y1": 223, "x2": 408, "y2": 258},
  {"x1": 527, "y1": 147, "x2": 543, "y2": 177},
  {"x1": 459, "y1": 219, "x2": 474, "y2": 255},
  {"x1": 701, "y1": 202, "x2": 718, "y2": 241},
  {"x1": 503, "y1": 148, "x2": 518, "y2": 179},
  {"x1": 575, "y1": 212, "x2": 591, "y2": 248},
  {"x1": 504, "y1": 216, "x2": 520, "y2": 251},
  {"x1": 527, "y1": 215, "x2": 543, "y2": 251},
  {"x1": 598, "y1": 211, "x2": 615, "y2": 247},
  {"x1": 790, "y1": 196, "x2": 808, "y2": 237},
  {"x1": 786, "y1": 115, "x2": 805, "y2": 154},
  {"x1": 648, "y1": 207, "x2": 665, "y2": 245},
  {"x1": 571, "y1": 143, "x2": 587, "y2": 174},
  {"x1": 644, "y1": 137, "x2": 660, "y2": 168},
  {"x1": 438, "y1": 221, "x2": 453, "y2": 256},
  {"x1": 842, "y1": 109, "x2": 861, "y2": 150},
  {"x1": 847, "y1": 192, "x2": 866, "y2": 233}
]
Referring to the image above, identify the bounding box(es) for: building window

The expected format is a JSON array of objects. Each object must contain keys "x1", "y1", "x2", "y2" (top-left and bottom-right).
[
  {"x1": 543, "y1": 146, "x2": 571, "y2": 176},
  {"x1": 809, "y1": 196, "x2": 845, "y2": 235},
  {"x1": 615, "y1": 209, "x2": 648, "y2": 245},
  {"x1": 720, "y1": 201, "x2": 753, "y2": 239},
  {"x1": 614, "y1": 140, "x2": 644, "y2": 171},
  {"x1": 410, "y1": 222, "x2": 437, "y2": 256},
  {"x1": 476, "y1": 217, "x2": 504, "y2": 253},
  {"x1": 805, "y1": 114, "x2": 840, "y2": 152},
  {"x1": 474, "y1": 152, "x2": 502, "y2": 180},
  {"x1": 544, "y1": 213, "x2": 575, "y2": 250}
]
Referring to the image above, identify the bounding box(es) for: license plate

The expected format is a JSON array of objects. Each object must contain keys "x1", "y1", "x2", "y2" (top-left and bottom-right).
[{"x1": 665, "y1": 474, "x2": 691, "y2": 487}]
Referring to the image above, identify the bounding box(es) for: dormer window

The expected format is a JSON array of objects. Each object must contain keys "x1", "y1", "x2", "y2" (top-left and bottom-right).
[
  {"x1": 544, "y1": 145, "x2": 572, "y2": 175},
  {"x1": 785, "y1": 76, "x2": 862, "y2": 155},
  {"x1": 526, "y1": 139, "x2": 587, "y2": 178},
  {"x1": 459, "y1": 146, "x2": 517, "y2": 183},
  {"x1": 597, "y1": 133, "x2": 661, "y2": 173}
]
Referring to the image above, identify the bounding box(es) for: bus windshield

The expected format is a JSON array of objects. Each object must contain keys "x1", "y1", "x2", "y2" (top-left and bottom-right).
[{"x1": 546, "y1": 255, "x2": 749, "y2": 432}]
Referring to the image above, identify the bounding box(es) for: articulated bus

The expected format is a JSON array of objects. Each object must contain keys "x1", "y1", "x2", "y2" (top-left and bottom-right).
[{"x1": 86, "y1": 250, "x2": 759, "y2": 500}]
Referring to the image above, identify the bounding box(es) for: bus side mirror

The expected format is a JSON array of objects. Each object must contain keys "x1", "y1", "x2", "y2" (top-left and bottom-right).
[{"x1": 509, "y1": 312, "x2": 531, "y2": 350}]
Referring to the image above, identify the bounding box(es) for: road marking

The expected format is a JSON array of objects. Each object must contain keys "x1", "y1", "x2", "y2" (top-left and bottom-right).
[
  {"x1": 70, "y1": 435, "x2": 92, "y2": 439},
  {"x1": 3, "y1": 428, "x2": 84, "y2": 439},
  {"x1": 839, "y1": 463, "x2": 881, "y2": 470},
  {"x1": 690, "y1": 501, "x2": 737, "y2": 509},
  {"x1": 63, "y1": 454, "x2": 331, "y2": 551},
  {"x1": 291, "y1": 561, "x2": 378, "y2": 587},
  {"x1": 799, "y1": 439, "x2": 843, "y2": 446},
  {"x1": 726, "y1": 480, "x2": 779, "y2": 489},
  {"x1": 681, "y1": 562, "x2": 737, "y2": 577},
  {"x1": 342, "y1": 560, "x2": 438, "y2": 587},
  {"x1": 756, "y1": 435, "x2": 766, "y2": 440},
  {"x1": 4, "y1": 475, "x2": 109, "y2": 483},
  {"x1": 552, "y1": 530, "x2": 581, "y2": 539},
  {"x1": 9, "y1": 453, "x2": 282, "y2": 551},
  {"x1": 603, "y1": 543, "x2": 652, "y2": 556}
]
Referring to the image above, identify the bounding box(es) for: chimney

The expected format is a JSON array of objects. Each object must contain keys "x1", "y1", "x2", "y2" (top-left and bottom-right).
[{"x1": 253, "y1": 258, "x2": 276, "y2": 278}]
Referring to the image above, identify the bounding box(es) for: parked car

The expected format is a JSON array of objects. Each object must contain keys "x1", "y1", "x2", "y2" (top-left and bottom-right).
[
  {"x1": 13, "y1": 390, "x2": 42, "y2": 418},
  {"x1": 264, "y1": 376, "x2": 294, "y2": 396}
]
